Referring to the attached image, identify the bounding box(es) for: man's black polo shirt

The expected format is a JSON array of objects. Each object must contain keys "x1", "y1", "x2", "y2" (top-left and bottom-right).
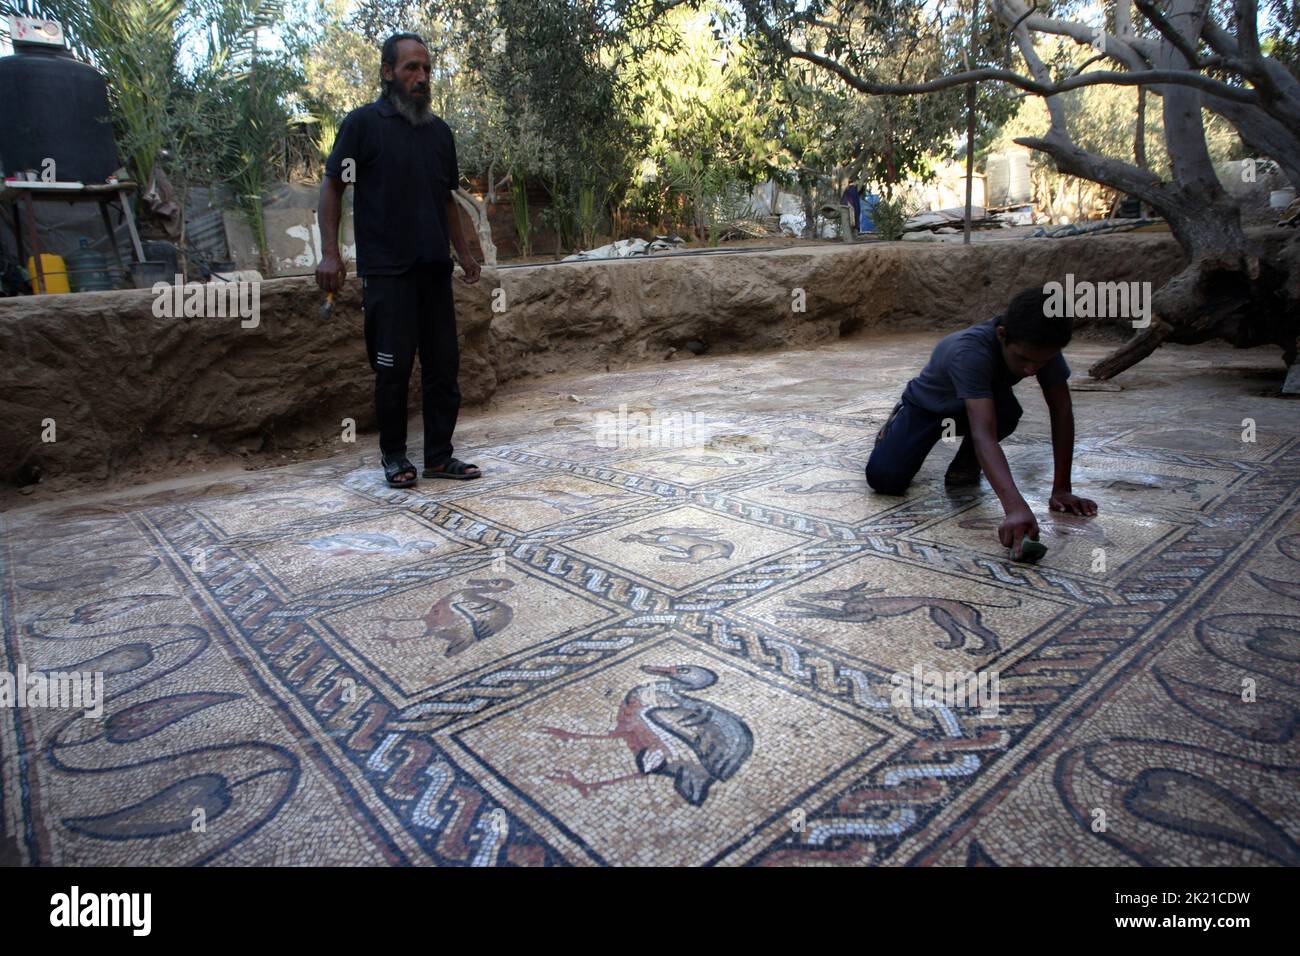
[{"x1": 324, "y1": 96, "x2": 459, "y2": 276}]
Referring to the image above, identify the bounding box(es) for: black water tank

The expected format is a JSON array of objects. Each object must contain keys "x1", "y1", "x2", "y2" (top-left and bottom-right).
[{"x1": 0, "y1": 42, "x2": 120, "y2": 183}]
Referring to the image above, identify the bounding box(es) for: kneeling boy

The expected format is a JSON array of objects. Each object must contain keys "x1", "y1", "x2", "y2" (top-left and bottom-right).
[{"x1": 865, "y1": 286, "x2": 1098, "y2": 553}]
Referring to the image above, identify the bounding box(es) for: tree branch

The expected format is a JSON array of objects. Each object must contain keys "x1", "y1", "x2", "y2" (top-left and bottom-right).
[
  {"x1": 1133, "y1": 0, "x2": 1209, "y2": 68},
  {"x1": 1004, "y1": 2, "x2": 1070, "y2": 141},
  {"x1": 781, "y1": 45, "x2": 1256, "y2": 102},
  {"x1": 1235, "y1": 0, "x2": 1261, "y2": 61},
  {"x1": 1069, "y1": 52, "x2": 1110, "y2": 77},
  {"x1": 1204, "y1": 93, "x2": 1300, "y2": 186},
  {"x1": 1201, "y1": 18, "x2": 1238, "y2": 57},
  {"x1": 1004, "y1": 0, "x2": 1036, "y2": 32},
  {"x1": 1019, "y1": 11, "x2": 1151, "y2": 72},
  {"x1": 1198, "y1": 7, "x2": 1300, "y2": 133},
  {"x1": 1013, "y1": 133, "x2": 1163, "y2": 199},
  {"x1": 1115, "y1": 0, "x2": 1133, "y2": 38}
]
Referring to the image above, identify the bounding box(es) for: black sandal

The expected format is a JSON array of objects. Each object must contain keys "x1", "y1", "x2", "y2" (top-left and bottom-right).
[
  {"x1": 381, "y1": 453, "x2": 418, "y2": 488},
  {"x1": 422, "y1": 457, "x2": 481, "y2": 480}
]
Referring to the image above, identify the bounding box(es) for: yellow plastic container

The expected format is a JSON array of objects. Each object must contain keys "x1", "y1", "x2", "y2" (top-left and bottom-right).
[{"x1": 27, "y1": 254, "x2": 71, "y2": 294}]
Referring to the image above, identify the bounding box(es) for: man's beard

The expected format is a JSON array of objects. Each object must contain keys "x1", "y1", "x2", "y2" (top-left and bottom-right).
[{"x1": 389, "y1": 85, "x2": 433, "y2": 126}]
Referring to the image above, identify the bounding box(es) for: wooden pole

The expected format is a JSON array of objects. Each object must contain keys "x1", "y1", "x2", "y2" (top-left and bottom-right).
[
  {"x1": 963, "y1": 0, "x2": 980, "y2": 245},
  {"x1": 1136, "y1": 86, "x2": 1147, "y2": 170},
  {"x1": 23, "y1": 192, "x2": 45, "y2": 291}
]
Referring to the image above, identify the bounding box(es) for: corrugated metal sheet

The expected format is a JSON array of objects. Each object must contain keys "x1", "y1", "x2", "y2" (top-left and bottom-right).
[{"x1": 186, "y1": 209, "x2": 230, "y2": 261}]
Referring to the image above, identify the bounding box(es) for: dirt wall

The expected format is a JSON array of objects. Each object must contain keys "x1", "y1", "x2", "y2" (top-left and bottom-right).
[{"x1": 0, "y1": 234, "x2": 1188, "y2": 487}]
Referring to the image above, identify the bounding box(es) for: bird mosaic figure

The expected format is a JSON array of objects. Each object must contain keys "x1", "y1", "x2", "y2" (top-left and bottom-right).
[
  {"x1": 303, "y1": 532, "x2": 441, "y2": 556},
  {"x1": 376, "y1": 578, "x2": 516, "y2": 657},
  {"x1": 541, "y1": 664, "x2": 754, "y2": 806}
]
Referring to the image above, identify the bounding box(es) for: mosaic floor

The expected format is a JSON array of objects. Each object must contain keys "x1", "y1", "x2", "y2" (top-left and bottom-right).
[{"x1": 3, "y1": 334, "x2": 1298, "y2": 866}]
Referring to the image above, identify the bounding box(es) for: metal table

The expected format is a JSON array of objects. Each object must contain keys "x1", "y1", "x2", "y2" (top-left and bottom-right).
[{"x1": 1, "y1": 180, "x2": 145, "y2": 291}]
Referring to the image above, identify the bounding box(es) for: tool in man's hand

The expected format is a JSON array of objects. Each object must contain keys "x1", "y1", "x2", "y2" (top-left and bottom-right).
[
  {"x1": 1011, "y1": 534, "x2": 1048, "y2": 564},
  {"x1": 319, "y1": 271, "x2": 345, "y2": 320}
]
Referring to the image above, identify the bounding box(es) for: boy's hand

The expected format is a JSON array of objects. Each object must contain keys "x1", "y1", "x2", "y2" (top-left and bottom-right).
[
  {"x1": 999, "y1": 504, "x2": 1040, "y2": 551},
  {"x1": 1049, "y1": 491, "x2": 1098, "y2": 516}
]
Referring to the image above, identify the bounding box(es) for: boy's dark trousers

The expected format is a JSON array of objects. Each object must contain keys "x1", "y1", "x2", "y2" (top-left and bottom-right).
[
  {"x1": 865, "y1": 389, "x2": 1022, "y2": 494},
  {"x1": 362, "y1": 265, "x2": 460, "y2": 466}
]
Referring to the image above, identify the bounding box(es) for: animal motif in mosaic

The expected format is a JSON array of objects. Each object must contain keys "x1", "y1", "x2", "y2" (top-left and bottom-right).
[
  {"x1": 376, "y1": 578, "x2": 517, "y2": 656},
  {"x1": 303, "y1": 532, "x2": 442, "y2": 556},
  {"x1": 541, "y1": 664, "x2": 753, "y2": 806},
  {"x1": 1103, "y1": 474, "x2": 1207, "y2": 496},
  {"x1": 957, "y1": 514, "x2": 1112, "y2": 545},
  {"x1": 779, "y1": 582, "x2": 1014, "y2": 655},
  {"x1": 657, "y1": 454, "x2": 750, "y2": 468},
  {"x1": 619, "y1": 527, "x2": 736, "y2": 563}
]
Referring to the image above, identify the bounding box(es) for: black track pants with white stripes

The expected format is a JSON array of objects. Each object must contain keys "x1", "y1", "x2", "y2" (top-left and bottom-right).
[{"x1": 362, "y1": 265, "x2": 460, "y2": 466}]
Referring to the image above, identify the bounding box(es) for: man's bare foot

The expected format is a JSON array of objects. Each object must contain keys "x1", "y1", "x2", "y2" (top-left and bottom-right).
[
  {"x1": 945, "y1": 468, "x2": 981, "y2": 487},
  {"x1": 944, "y1": 435, "x2": 982, "y2": 486},
  {"x1": 945, "y1": 451, "x2": 982, "y2": 486}
]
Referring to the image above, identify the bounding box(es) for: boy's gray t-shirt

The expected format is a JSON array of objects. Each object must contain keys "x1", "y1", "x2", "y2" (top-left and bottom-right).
[{"x1": 902, "y1": 317, "x2": 1070, "y2": 415}]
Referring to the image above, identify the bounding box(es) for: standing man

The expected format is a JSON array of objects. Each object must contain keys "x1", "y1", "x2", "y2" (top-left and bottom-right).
[{"x1": 316, "y1": 31, "x2": 482, "y2": 488}]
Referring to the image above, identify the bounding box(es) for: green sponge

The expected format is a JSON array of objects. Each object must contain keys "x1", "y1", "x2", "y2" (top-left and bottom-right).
[{"x1": 1012, "y1": 537, "x2": 1048, "y2": 564}]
